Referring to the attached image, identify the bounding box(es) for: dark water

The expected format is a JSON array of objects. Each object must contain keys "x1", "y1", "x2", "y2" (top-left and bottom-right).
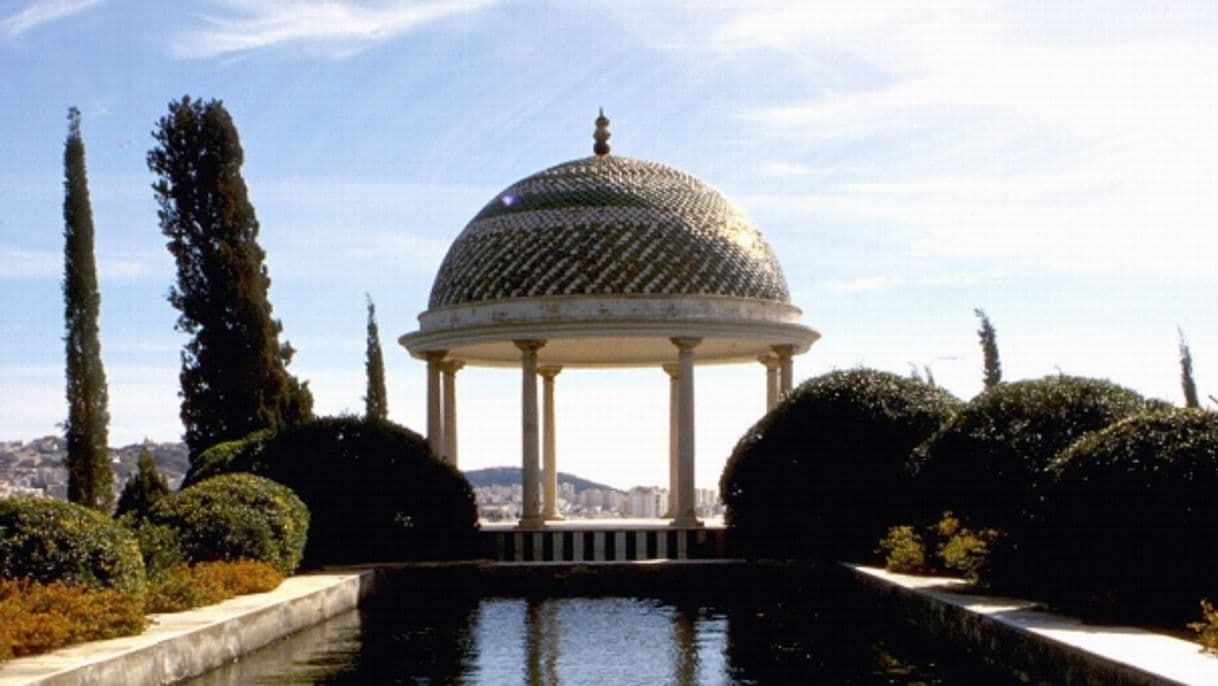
[{"x1": 186, "y1": 572, "x2": 1023, "y2": 685}]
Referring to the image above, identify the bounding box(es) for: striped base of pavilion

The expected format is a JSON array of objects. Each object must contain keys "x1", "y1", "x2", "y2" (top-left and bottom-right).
[{"x1": 481, "y1": 518, "x2": 727, "y2": 562}]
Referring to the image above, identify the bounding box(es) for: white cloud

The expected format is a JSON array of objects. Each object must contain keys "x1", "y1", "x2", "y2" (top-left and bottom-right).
[
  {"x1": 0, "y1": 245, "x2": 58, "y2": 279},
  {"x1": 709, "y1": 3, "x2": 1218, "y2": 277},
  {"x1": 174, "y1": 0, "x2": 498, "y2": 59},
  {"x1": 1, "y1": 0, "x2": 103, "y2": 37}
]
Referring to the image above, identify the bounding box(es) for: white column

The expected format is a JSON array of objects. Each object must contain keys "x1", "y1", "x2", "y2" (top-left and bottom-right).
[
  {"x1": 662, "y1": 363, "x2": 679, "y2": 518},
  {"x1": 440, "y1": 360, "x2": 464, "y2": 467},
  {"x1": 516, "y1": 340, "x2": 546, "y2": 529},
  {"x1": 671, "y1": 337, "x2": 702, "y2": 527},
  {"x1": 424, "y1": 350, "x2": 447, "y2": 459},
  {"x1": 759, "y1": 354, "x2": 780, "y2": 411},
  {"x1": 773, "y1": 344, "x2": 795, "y2": 398},
  {"x1": 539, "y1": 365, "x2": 563, "y2": 520}
]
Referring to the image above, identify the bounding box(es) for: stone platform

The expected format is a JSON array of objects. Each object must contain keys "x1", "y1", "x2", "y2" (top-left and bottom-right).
[{"x1": 479, "y1": 518, "x2": 727, "y2": 562}]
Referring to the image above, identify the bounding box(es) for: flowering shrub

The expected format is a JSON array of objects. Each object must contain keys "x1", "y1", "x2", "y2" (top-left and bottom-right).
[
  {"x1": 145, "y1": 560, "x2": 281, "y2": 613},
  {"x1": 0, "y1": 578, "x2": 145, "y2": 661},
  {"x1": 877, "y1": 526, "x2": 926, "y2": 574}
]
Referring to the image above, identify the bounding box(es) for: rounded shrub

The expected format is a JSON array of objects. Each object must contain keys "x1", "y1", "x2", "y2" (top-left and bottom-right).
[
  {"x1": 720, "y1": 368, "x2": 962, "y2": 560},
  {"x1": 183, "y1": 417, "x2": 479, "y2": 565},
  {"x1": 148, "y1": 473, "x2": 309, "y2": 576},
  {"x1": 910, "y1": 375, "x2": 1155, "y2": 536},
  {"x1": 1045, "y1": 409, "x2": 1218, "y2": 620},
  {"x1": 0, "y1": 497, "x2": 144, "y2": 593}
]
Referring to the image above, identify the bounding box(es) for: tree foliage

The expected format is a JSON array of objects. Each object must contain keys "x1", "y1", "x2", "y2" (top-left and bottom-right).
[
  {"x1": 147, "y1": 96, "x2": 312, "y2": 457},
  {"x1": 1179, "y1": 327, "x2": 1200, "y2": 408},
  {"x1": 184, "y1": 417, "x2": 478, "y2": 565},
  {"x1": 114, "y1": 447, "x2": 170, "y2": 519},
  {"x1": 910, "y1": 375, "x2": 1156, "y2": 537},
  {"x1": 364, "y1": 294, "x2": 388, "y2": 421},
  {"x1": 62, "y1": 107, "x2": 112, "y2": 511},
  {"x1": 720, "y1": 368, "x2": 962, "y2": 560},
  {"x1": 1046, "y1": 409, "x2": 1218, "y2": 620},
  {"x1": 974, "y1": 308, "x2": 1001, "y2": 390}
]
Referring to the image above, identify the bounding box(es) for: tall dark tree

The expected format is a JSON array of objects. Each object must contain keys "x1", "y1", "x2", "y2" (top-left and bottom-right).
[
  {"x1": 1178, "y1": 327, "x2": 1200, "y2": 408},
  {"x1": 364, "y1": 293, "x2": 388, "y2": 421},
  {"x1": 148, "y1": 96, "x2": 312, "y2": 457},
  {"x1": 974, "y1": 308, "x2": 1002, "y2": 390},
  {"x1": 114, "y1": 447, "x2": 169, "y2": 519},
  {"x1": 62, "y1": 107, "x2": 112, "y2": 510}
]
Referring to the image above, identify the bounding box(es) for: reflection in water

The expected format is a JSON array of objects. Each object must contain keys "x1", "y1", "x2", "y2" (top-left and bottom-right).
[{"x1": 186, "y1": 574, "x2": 1022, "y2": 685}]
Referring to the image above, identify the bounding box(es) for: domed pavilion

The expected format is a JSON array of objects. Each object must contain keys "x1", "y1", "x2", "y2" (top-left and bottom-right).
[{"x1": 400, "y1": 112, "x2": 819, "y2": 529}]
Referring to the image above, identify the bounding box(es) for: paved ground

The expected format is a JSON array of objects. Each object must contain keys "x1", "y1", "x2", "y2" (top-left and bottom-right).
[
  {"x1": 0, "y1": 572, "x2": 368, "y2": 686},
  {"x1": 855, "y1": 566, "x2": 1218, "y2": 686}
]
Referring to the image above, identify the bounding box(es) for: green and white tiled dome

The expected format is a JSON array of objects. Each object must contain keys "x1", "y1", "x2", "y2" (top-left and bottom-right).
[
  {"x1": 428, "y1": 155, "x2": 790, "y2": 309},
  {"x1": 402, "y1": 111, "x2": 817, "y2": 367}
]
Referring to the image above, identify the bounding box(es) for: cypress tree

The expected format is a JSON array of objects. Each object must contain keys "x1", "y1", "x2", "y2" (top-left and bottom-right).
[
  {"x1": 62, "y1": 107, "x2": 112, "y2": 510},
  {"x1": 974, "y1": 308, "x2": 1002, "y2": 390},
  {"x1": 364, "y1": 294, "x2": 389, "y2": 421},
  {"x1": 1178, "y1": 327, "x2": 1200, "y2": 408},
  {"x1": 115, "y1": 447, "x2": 170, "y2": 519},
  {"x1": 147, "y1": 96, "x2": 312, "y2": 458}
]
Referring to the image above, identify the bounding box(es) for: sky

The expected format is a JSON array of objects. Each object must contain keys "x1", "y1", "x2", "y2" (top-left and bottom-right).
[{"x1": 2, "y1": 1, "x2": 1216, "y2": 491}]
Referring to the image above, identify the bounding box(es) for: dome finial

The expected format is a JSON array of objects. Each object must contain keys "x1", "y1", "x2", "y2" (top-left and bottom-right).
[{"x1": 593, "y1": 107, "x2": 611, "y2": 156}]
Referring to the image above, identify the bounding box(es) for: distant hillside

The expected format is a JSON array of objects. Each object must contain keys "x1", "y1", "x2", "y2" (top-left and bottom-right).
[
  {"x1": 0, "y1": 436, "x2": 189, "y2": 490},
  {"x1": 463, "y1": 466, "x2": 625, "y2": 494}
]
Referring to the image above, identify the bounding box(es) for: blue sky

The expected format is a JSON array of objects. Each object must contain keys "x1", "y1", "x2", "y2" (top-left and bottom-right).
[{"x1": 2, "y1": 1, "x2": 1216, "y2": 490}]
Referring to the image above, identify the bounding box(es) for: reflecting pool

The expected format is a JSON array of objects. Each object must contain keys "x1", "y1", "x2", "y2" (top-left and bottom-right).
[{"x1": 186, "y1": 569, "x2": 1023, "y2": 685}]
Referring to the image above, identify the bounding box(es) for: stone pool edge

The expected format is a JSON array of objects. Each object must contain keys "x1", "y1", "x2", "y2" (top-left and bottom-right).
[
  {"x1": 848, "y1": 564, "x2": 1218, "y2": 686},
  {"x1": 0, "y1": 570, "x2": 375, "y2": 686}
]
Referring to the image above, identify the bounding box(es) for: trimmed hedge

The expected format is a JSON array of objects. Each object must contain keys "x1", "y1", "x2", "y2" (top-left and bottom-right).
[
  {"x1": 1045, "y1": 409, "x2": 1218, "y2": 620},
  {"x1": 720, "y1": 369, "x2": 962, "y2": 560},
  {"x1": 0, "y1": 498, "x2": 144, "y2": 593},
  {"x1": 183, "y1": 417, "x2": 479, "y2": 565},
  {"x1": 909, "y1": 375, "x2": 1155, "y2": 535},
  {"x1": 148, "y1": 473, "x2": 309, "y2": 576}
]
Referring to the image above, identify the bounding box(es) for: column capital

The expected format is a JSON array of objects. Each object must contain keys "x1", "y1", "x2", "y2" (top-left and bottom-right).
[
  {"x1": 661, "y1": 362, "x2": 680, "y2": 378},
  {"x1": 670, "y1": 337, "x2": 703, "y2": 351},
  {"x1": 439, "y1": 359, "x2": 465, "y2": 374},
  {"x1": 758, "y1": 353, "x2": 780, "y2": 369},
  {"x1": 771, "y1": 344, "x2": 795, "y2": 358},
  {"x1": 423, "y1": 349, "x2": 448, "y2": 363},
  {"x1": 537, "y1": 365, "x2": 563, "y2": 379},
  {"x1": 514, "y1": 339, "x2": 547, "y2": 354}
]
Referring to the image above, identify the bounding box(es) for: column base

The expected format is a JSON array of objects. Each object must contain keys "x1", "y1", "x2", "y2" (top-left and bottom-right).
[
  {"x1": 543, "y1": 512, "x2": 566, "y2": 521},
  {"x1": 517, "y1": 516, "x2": 546, "y2": 530},
  {"x1": 669, "y1": 515, "x2": 704, "y2": 528}
]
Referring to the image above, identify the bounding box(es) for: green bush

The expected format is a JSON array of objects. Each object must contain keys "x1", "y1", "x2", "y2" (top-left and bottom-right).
[
  {"x1": 0, "y1": 498, "x2": 144, "y2": 593},
  {"x1": 910, "y1": 375, "x2": 1154, "y2": 536},
  {"x1": 148, "y1": 474, "x2": 309, "y2": 576},
  {"x1": 183, "y1": 417, "x2": 479, "y2": 565},
  {"x1": 934, "y1": 512, "x2": 1000, "y2": 583},
  {"x1": 720, "y1": 369, "x2": 962, "y2": 560},
  {"x1": 876, "y1": 526, "x2": 926, "y2": 574},
  {"x1": 1046, "y1": 409, "x2": 1218, "y2": 620},
  {"x1": 114, "y1": 448, "x2": 171, "y2": 519}
]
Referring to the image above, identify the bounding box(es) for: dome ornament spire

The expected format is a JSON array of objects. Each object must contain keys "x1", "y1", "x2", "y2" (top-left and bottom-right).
[{"x1": 593, "y1": 107, "x2": 611, "y2": 157}]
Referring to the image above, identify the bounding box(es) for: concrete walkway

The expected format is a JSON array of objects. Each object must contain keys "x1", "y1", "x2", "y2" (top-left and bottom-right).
[
  {"x1": 851, "y1": 565, "x2": 1218, "y2": 686},
  {"x1": 0, "y1": 571, "x2": 372, "y2": 686}
]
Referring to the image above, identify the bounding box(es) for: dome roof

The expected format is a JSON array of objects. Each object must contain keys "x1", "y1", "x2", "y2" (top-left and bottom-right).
[{"x1": 427, "y1": 154, "x2": 790, "y2": 309}]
